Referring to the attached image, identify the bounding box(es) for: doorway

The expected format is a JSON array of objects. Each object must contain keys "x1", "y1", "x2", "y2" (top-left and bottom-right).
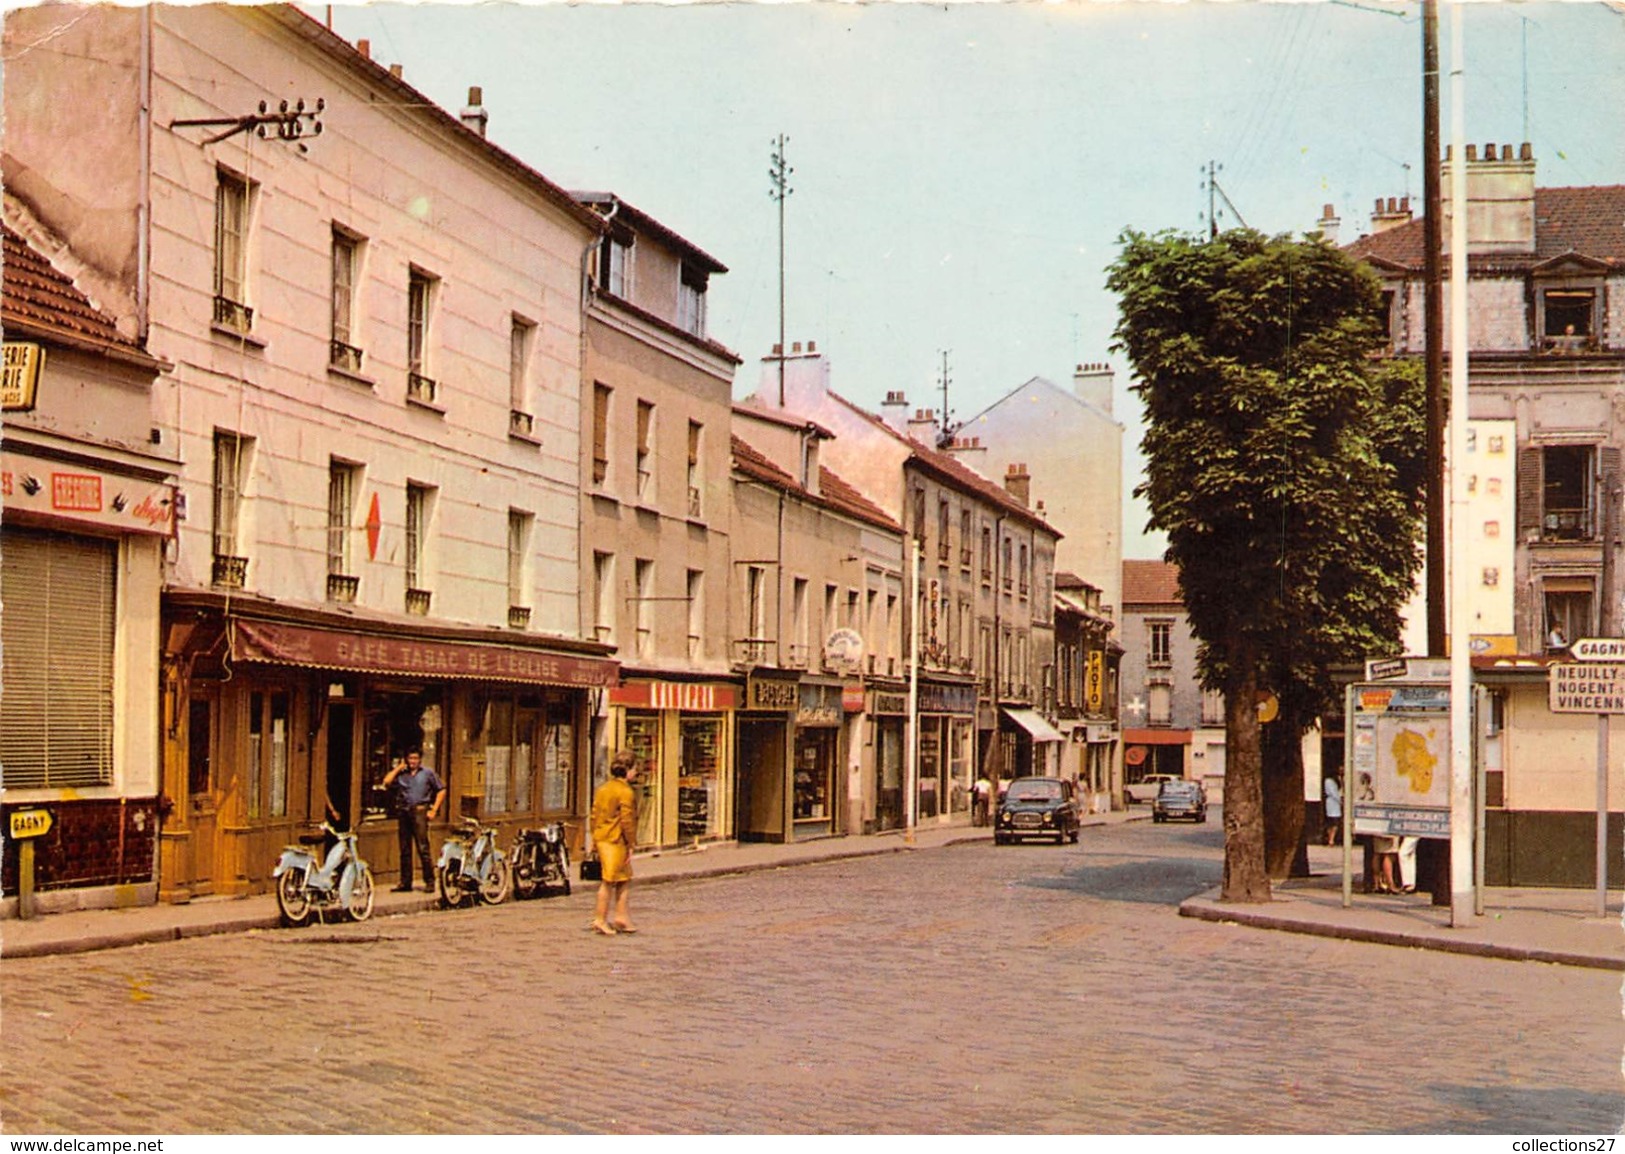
[
  {"x1": 735, "y1": 718, "x2": 786, "y2": 842},
  {"x1": 326, "y1": 702, "x2": 356, "y2": 830},
  {"x1": 186, "y1": 696, "x2": 216, "y2": 894}
]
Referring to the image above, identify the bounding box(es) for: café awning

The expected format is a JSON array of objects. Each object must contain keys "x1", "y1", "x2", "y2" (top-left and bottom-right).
[{"x1": 1002, "y1": 707, "x2": 1065, "y2": 743}]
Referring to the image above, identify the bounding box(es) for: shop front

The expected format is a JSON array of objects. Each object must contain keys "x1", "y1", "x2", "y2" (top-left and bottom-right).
[
  {"x1": 159, "y1": 597, "x2": 616, "y2": 899},
  {"x1": 608, "y1": 680, "x2": 736, "y2": 849},
  {"x1": 1123, "y1": 727, "x2": 1192, "y2": 789},
  {"x1": 869, "y1": 689, "x2": 908, "y2": 832},
  {"x1": 1, "y1": 449, "x2": 175, "y2": 912},
  {"x1": 917, "y1": 679, "x2": 978, "y2": 823},
  {"x1": 793, "y1": 678, "x2": 848, "y2": 839},
  {"x1": 735, "y1": 671, "x2": 799, "y2": 843},
  {"x1": 1003, "y1": 707, "x2": 1066, "y2": 779}
]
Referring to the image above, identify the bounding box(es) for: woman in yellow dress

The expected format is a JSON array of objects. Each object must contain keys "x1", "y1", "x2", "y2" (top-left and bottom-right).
[{"x1": 590, "y1": 750, "x2": 638, "y2": 935}]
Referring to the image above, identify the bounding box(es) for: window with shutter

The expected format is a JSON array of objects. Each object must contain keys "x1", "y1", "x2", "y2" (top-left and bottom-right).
[{"x1": 1, "y1": 530, "x2": 116, "y2": 788}]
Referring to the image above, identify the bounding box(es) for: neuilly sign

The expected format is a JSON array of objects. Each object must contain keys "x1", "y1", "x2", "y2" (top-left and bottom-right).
[{"x1": 1549, "y1": 640, "x2": 1625, "y2": 713}]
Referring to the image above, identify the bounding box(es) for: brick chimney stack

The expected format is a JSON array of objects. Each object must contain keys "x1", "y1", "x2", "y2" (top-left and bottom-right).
[
  {"x1": 1004, "y1": 463, "x2": 1031, "y2": 508},
  {"x1": 1316, "y1": 203, "x2": 1341, "y2": 246},
  {"x1": 460, "y1": 86, "x2": 489, "y2": 139},
  {"x1": 907, "y1": 407, "x2": 940, "y2": 445},
  {"x1": 1370, "y1": 195, "x2": 1413, "y2": 234}
]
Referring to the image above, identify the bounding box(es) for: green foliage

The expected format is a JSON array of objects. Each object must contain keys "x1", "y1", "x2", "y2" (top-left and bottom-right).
[{"x1": 1107, "y1": 228, "x2": 1426, "y2": 719}]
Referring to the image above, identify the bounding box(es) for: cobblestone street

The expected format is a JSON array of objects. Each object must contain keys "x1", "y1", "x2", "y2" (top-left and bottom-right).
[{"x1": 3, "y1": 818, "x2": 1620, "y2": 1134}]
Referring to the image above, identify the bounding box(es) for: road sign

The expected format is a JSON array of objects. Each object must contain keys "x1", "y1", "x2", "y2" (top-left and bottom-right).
[
  {"x1": 8, "y1": 808, "x2": 52, "y2": 839},
  {"x1": 1570, "y1": 638, "x2": 1625, "y2": 662},
  {"x1": 1548, "y1": 664, "x2": 1625, "y2": 714}
]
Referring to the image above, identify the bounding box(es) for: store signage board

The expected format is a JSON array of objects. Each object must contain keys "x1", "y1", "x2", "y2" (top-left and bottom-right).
[{"x1": 2, "y1": 342, "x2": 44, "y2": 410}]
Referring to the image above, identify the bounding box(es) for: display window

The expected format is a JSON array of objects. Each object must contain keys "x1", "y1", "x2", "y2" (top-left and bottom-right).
[
  {"x1": 246, "y1": 690, "x2": 291, "y2": 820},
  {"x1": 949, "y1": 717, "x2": 973, "y2": 814},
  {"x1": 624, "y1": 712, "x2": 662, "y2": 847},
  {"x1": 542, "y1": 705, "x2": 574, "y2": 813},
  {"x1": 679, "y1": 715, "x2": 723, "y2": 841},
  {"x1": 794, "y1": 728, "x2": 837, "y2": 822},
  {"x1": 917, "y1": 719, "x2": 942, "y2": 818}
]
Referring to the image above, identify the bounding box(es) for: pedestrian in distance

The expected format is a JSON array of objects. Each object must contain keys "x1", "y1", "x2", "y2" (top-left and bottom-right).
[
  {"x1": 973, "y1": 774, "x2": 991, "y2": 826},
  {"x1": 382, "y1": 749, "x2": 445, "y2": 893},
  {"x1": 590, "y1": 749, "x2": 639, "y2": 936},
  {"x1": 1322, "y1": 772, "x2": 1342, "y2": 846}
]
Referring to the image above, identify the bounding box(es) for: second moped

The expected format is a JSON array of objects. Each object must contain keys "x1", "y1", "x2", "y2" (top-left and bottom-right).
[{"x1": 437, "y1": 815, "x2": 512, "y2": 907}]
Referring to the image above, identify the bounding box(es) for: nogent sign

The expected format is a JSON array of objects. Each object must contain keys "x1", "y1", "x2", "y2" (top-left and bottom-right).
[{"x1": 1549, "y1": 663, "x2": 1625, "y2": 714}]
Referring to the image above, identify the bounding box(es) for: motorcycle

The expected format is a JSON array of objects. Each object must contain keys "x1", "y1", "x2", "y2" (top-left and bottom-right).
[
  {"x1": 510, "y1": 821, "x2": 572, "y2": 899},
  {"x1": 273, "y1": 822, "x2": 375, "y2": 926},
  {"x1": 437, "y1": 815, "x2": 512, "y2": 907}
]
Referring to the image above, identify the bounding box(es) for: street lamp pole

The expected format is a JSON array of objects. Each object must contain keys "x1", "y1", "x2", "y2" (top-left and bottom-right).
[{"x1": 905, "y1": 536, "x2": 921, "y2": 846}]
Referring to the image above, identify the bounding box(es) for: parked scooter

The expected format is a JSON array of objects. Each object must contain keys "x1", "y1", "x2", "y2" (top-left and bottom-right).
[
  {"x1": 437, "y1": 815, "x2": 512, "y2": 907},
  {"x1": 510, "y1": 821, "x2": 572, "y2": 899},
  {"x1": 273, "y1": 822, "x2": 375, "y2": 926}
]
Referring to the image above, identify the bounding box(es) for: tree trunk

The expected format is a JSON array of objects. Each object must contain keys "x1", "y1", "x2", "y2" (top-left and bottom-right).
[
  {"x1": 1220, "y1": 648, "x2": 1271, "y2": 902},
  {"x1": 1262, "y1": 706, "x2": 1308, "y2": 879}
]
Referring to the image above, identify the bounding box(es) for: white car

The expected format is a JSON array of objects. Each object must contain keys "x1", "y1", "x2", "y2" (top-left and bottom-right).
[{"x1": 1124, "y1": 773, "x2": 1181, "y2": 805}]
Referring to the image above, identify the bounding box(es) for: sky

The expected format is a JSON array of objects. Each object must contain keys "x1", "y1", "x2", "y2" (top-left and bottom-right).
[{"x1": 320, "y1": 0, "x2": 1625, "y2": 560}]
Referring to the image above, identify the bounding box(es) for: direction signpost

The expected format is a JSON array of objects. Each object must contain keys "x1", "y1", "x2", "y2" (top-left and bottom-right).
[
  {"x1": 1548, "y1": 640, "x2": 1623, "y2": 917},
  {"x1": 8, "y1": 808, "x2": 54, "y2": 920}
]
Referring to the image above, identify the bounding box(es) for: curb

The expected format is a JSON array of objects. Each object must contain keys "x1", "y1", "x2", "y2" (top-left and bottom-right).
[{"x1": 1177, "y1": 898, "x2": 1625, "y2": 972}]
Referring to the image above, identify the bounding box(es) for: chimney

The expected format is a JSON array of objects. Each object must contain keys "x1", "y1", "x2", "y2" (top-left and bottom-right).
[
  {"x1": 1072, "y1": 361, "x2": 1114, "y2": 415},
  {"x1": 1442, "y1": 140, "x2": 1536, "y2": 255},
  {"x1": 879, "y1": 390, "x2": 909, "y2": 433},
  {"x1": 1316, "y1": 203, "x2": 1341, "y2": 246},
  {"x1": 460, "y1": 86, "x2": 489, "y2": 139},
  {"x1": 908, "y1": 407, "x2": 939, "y2": 444},
  {"x1": 1004, "y1": 463, "x2": 1031, "y2": 509},
  {"x1": 356, "y1": 38, "x2": 371, "y2": 60},
  {"x1": 389, "y1": 63, "x2": 403, "y2": 80},
  {"x1": 757, "y1": 338, "x2": 829, "y2": 411},
  {"x1": 1370, "y1": 195, "x2": 1414, "y2": 234}
]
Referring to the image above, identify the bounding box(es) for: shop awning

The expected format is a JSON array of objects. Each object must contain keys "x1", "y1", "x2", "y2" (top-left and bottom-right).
[
  {"x1": 1123, "y1": 728, "x2": 1192, "y2": 745},
  {"x1": 1003, "y1": 707, "x2": 1065, "y2": 743},
  {"x1": 231, "y1": 618, "x2": 618, "y2": 689}
]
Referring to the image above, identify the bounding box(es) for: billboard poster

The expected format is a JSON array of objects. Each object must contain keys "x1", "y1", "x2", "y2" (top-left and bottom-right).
[{"x1": 1347, "y1": 683, "x2": 1452, "y2": 839}]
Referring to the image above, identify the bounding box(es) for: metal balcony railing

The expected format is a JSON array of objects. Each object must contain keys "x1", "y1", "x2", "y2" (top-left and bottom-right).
[
  {"x1": 407, "y1": 372, "x2": 438, "y2": 406},
  {"x1": 732, "y1": 637, "x2": 773, "y2": 667},
  {"x1": 212, "y1": 553, "x2": 248, "y2": 589},
  {"x1": 326, "y1": 573, "x2": 359, "y2": 603},
  {"x1": 509, "y1": 409, "x2": 535, "y2": 438},
  {"x1": 330, "y1": 340, "x2": 364, "y2": 373},
  {"x1": 405, "y1": 587, "x2": 432, "y2": 616},
  {"x1": 508, "y1": 605, "x2": 532, "y2": 630},
  {"x1": 213, "y1": 295, "x2": 253, "y2": 333},
  {"x1": 1541, "y1": 507, "x2": 1595, "y2": 541}
]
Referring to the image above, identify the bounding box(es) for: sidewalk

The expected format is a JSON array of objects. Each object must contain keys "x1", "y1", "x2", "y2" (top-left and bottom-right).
[{"x1": 4, "y1": 808, "x2": 1619, "y2": 970}]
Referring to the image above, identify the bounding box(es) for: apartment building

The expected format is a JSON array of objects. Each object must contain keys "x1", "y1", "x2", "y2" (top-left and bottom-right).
[
  {"x1": 3, "y1": 5, "x2": 616, "y2": 898},
  {"x1": 576, "y1": 192, "x2": 741, "y2": 850},
  {"x1": 1344, "y1": 144, "x2": 1625, "y2": 884}
]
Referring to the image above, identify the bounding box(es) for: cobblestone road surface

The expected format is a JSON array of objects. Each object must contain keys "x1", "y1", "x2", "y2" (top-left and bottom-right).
[{"x1": 3, "y1": 818, "x2": 1620, "y2": 1134}]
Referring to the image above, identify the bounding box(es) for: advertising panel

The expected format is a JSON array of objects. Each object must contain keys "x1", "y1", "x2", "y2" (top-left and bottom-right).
[{"x1": 1347, "y1": 682, "x2": 1451, "y2": 838}]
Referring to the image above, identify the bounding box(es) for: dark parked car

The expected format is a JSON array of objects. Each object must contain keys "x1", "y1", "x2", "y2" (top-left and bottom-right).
[
  {"x1": 1152, "y1": 779, "x2": 1207, "y2": 823},
  {"x1": 995, "y1": 777, "x2": 1081, "y2": 845}
]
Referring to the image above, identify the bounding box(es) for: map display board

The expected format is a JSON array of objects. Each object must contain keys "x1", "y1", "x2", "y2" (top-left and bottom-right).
[{"x1": 1347, "y1": 683, "x2": 1452, "y2": 838}]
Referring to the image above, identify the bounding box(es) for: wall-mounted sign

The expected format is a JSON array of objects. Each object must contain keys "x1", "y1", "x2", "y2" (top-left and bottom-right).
[
  {"x1": 610, "y1": 681, "x2": 738, "y2": 712},
  {"x1": 824, "y1": 628, "x2": 863, "y2": 670},
  {"x1": 746, "y1": 673, "x2": 798, "y2": 712},
  {"x1": 2, "y1": 342, "x2": 44, "y2": 410},
  {"x1": 797, "y1": 682, "x2": 843, "y2": 727},
  {"x1": 1085, "y1": 650, "x2": 1104, "y2": 711},
  {"x1": 2, "y1": 452, "x2": 176, "y2": 536}
]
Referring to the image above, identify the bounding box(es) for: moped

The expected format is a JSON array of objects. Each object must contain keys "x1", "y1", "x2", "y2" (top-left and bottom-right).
[
  {"x1": 510, "y1": 821, "x2": 572, "y2": 899},
  {"x1": 273, "y1": 822, "x2": 375, "y2": 926},
  {"x1": 437, "y1": 815, "x2": 512, "y2": 907}
]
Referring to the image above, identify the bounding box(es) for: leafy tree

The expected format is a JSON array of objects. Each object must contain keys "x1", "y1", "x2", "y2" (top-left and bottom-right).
[{"x1": 1107, "y1": 228, "x2": 1425, "y2": 901}]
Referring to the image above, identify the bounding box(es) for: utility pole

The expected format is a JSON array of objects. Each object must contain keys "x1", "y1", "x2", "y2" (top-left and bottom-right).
[
  {"x1": 1207, "y1": 160, "x2": 1219, "y2": 238},
  {"x1": 769, "y1": 134, "x2": 793, "y2": 406},
  {"x1": 1423, "y1": 0, "x2": 1446, "y2": 655}
]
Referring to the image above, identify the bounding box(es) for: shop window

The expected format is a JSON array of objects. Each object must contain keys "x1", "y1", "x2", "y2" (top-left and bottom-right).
[
  {"x1": 247, "y1": 691, "x2": 291, "y2": 820},
  {"x1": 624, "y1": 713, "x2": 662, "y2": 847},
  {"x1": 795, "y1": 727, "x2": 837, "y2": 822},
  {"x1": 679, "y1": 716, "x2": 724, "y2": 841},
  {"x1": 482, "y1": 694, "x2": 542, "y2": 815},
  {"x1": 0, "y1": 529, "x2": 115, "y2": 788},
  {"x1": 361, "y1": 694, "x2": 442, "y2": 821},
  {"x1": 541, "y1": 705, "x2": 574, "y2": 812}
]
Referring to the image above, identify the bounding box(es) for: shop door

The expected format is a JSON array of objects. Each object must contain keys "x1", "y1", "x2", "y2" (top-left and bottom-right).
[
  {"x1": 735, "y1": 718, "x2": 785, "y2": 842},
  {"x1": 328, "y1": 704, "x2": 356, "y2": 830},
  {"x1": 186, "y1": 696, "x2": 217, "y2": 894}
]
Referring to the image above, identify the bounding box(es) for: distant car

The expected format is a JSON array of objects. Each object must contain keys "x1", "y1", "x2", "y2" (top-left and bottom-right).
[
  {"x1": 1152, "y1": 779, "x2": 1207, "y2": 823},
  {"x1": 995, "y1": 777, "x2": 1081, "y2": 845},
  {"x1": 1124, "y1": 773, "x2": 1180, "y2": 805}
]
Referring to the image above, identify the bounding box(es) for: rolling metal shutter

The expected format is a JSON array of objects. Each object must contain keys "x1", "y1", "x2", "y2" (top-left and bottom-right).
[{"x1": 1, "y1": 529, "x2": 116, "y2": 788}]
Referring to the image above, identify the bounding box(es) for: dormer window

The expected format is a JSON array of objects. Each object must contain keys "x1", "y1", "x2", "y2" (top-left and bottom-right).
[
  {"x1": 1539, "y1": 286, "x2": 1598, "y2": 352},
  {"x1": 600, "y1": 230, "x2": 633, "y2": 298},
  {"x1": 678, "y1": 262, "x2": 708, "y2": 338}
]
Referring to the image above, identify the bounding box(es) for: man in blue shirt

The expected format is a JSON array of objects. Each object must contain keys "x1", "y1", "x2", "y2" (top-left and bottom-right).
[{"x1": 383, "y1": 749, "x2": 445, "y2": 892}]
